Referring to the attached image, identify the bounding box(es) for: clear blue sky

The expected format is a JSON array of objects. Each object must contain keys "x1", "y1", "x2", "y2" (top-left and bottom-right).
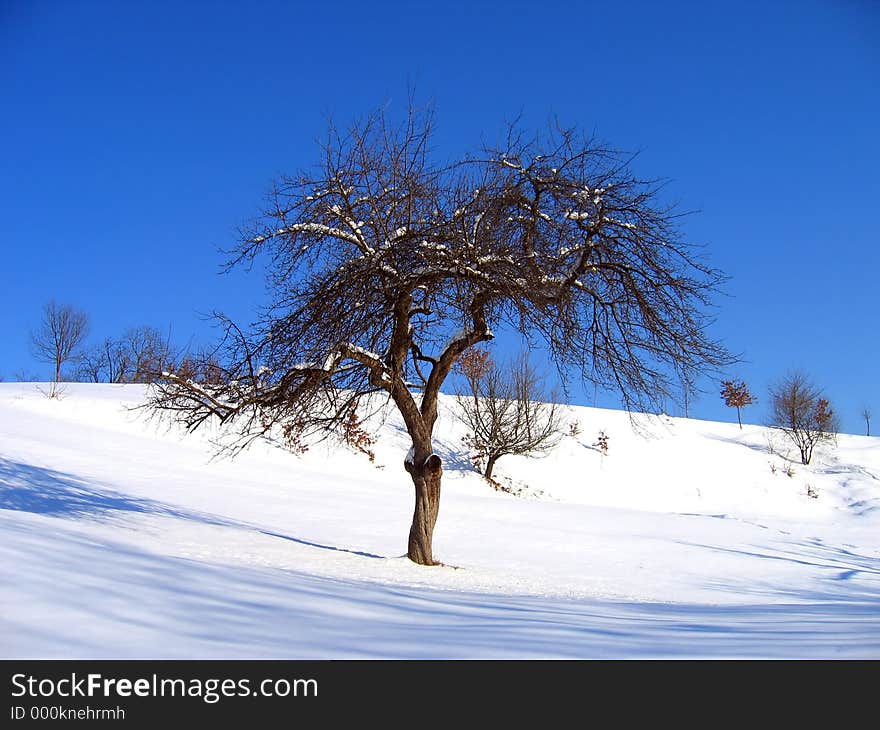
[{"x1": 1, "y1": 0, "x2": 877, "y2": 432}]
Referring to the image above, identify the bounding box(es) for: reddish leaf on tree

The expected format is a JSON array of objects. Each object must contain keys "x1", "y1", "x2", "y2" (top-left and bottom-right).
[
  {"x1": 721, "y1": 379, "x2": 754, "y2": 429},
  {"x1": 457, "y1": 348, "x2": 492, "y2": 382},
  {"x1": 814, "y1": 398, "x2": 834, "y2": 433}
]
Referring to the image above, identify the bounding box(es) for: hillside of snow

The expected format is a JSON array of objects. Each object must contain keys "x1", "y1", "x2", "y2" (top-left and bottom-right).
[{"x1": 1, "y1": 382, "x2": 879, "y2": 658}]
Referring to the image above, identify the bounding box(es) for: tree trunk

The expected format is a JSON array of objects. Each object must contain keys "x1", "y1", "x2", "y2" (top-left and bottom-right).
[
  {"x1": 736, "y1": 407, "x2": 742, "y2": 429},
  {"x1": 405, "y1": 453, "x2": 442, "y2": 565},
  {"x1": 484, "y1": 456, "x2": 498, "y2": 481},
  {"x1": 800, "y1": 444, "x2": 811, "y2": 465}
]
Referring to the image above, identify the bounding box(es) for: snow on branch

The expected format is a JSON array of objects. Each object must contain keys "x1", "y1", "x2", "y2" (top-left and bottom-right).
[{"x1": 250, "y1": 222, "x2": 368, "y2": 251}]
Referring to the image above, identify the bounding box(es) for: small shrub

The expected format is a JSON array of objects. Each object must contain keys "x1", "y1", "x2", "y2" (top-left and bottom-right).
[
  {"x1": 806, "y1": 484, "x2": 819, "y2": 499},
  {"x1": 769, "y1": 371, "x2": 838, "y2": 465},
  {"x1": 455, "y1": 352, "x2": 563, "y2": 480},
  {"x1": 594, "y1": 430, "x2": 609, "y2": 456},
  {"x1": 720, "y1": 379, "x2": 755, "y2": 429}
]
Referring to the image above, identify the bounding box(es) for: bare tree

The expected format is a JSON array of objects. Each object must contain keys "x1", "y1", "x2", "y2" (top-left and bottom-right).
[
  {"x1": 147, "y1": 105, "x2": 731, "y2": 565},
  {"x1": 455, "y1": 349, "x2": 563, "y2": 481},
  {"x1": 678, "y1": 366, "x2": 699, "y2": 418},
  {"x1": 863, "y1": 406, "x2": 872, "y2": 437},
  {"x1": 721, "y1": 379, "x2": 755, "y2": 429},
  {"x1": 30, "y1": 300, "x2": 89, "y2": 396},
  {"x1": 121, "y1": 326, "x2": 176, "y2": 383},
  {"x1": 101, "y1": 337, "x2": 131, "y2": 383},
  {"x1": 769, "y1": 371, "x2": 838, "y2": 465},
  {"x1": 75, "y1": 341, "x2": 111, "y2": 383},
  {"x1": 76, "y1": 328, "x2": 176, "y2": 384}
]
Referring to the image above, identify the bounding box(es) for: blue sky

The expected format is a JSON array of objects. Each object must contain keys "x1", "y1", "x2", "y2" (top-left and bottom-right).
[{"x1": 1, "y1": 0, "x2": 877, "y2": 432}]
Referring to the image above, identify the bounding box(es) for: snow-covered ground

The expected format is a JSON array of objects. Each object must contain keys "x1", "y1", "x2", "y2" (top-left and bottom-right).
[{"x1": 1, "y1": 383, "x2": 878, "y2": 658}]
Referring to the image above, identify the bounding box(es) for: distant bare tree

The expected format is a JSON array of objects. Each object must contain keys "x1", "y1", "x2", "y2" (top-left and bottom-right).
[
  {"x1": 101, "y1": 337, "x2": 131, "y2": 383},
  {"x1": 30, "y1": 300, "x2": 89, "y2": 396},
  {"x1": 721, "y1": 379, "x2": 755, "y2": 429},
  {"x1": 147, "y1": 105, "x2": 732, "y2": 565},
  {"x1": 769, "y1": 371, "x2": 838, "y2": 465},
  {"x1": 122, "y1": 326, "x2": 176, "y2": 383},
  {"x1": 455, "y1": 349, "x2": 563, "y2": 481},
  {"x1": 678, "y1": 367, "x2": 699, "y2": 418},
  {"x1": 863, "y1": 406, "x2": 872, "y2": 437},
  {"x1": 76, "y1": 341, "x2": 111, "y2": 383},
  {"x1": 77, "y1": 328, "x2": 176, "y2": 384}
]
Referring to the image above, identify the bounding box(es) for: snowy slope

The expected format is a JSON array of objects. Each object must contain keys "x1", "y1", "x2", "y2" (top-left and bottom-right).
[{"x1": 1, "y1": 383, "x2": 879, "y2": 658}]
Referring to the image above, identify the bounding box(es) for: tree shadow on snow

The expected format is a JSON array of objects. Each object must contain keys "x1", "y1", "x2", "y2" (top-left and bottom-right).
[
  {"x1": 0, "y1": 457, "x2": 222, "y2": 522},
  {"x1": 258, "y1": 530, "x2": 383, "y2": 559},
  {"x1": 430, "y1": 442, "x2": 478, "y2": 473},
  {"x1": 0, "y1": 457, "x2": 382, "y2": 559},
  {"x1": 703, "y1": 433, "x2": 770, "y2": 455},
  {"x1": 385, "y1": 421, "x2": 475, "y2": 473},
  {"x1": 674, "y1": 537, "x2": 880, "y2": 600}
]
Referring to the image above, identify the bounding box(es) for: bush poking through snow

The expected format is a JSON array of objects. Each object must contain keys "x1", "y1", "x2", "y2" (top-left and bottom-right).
[{"x1": 485, "y1": 474, "x2": 548, "y2": 500}]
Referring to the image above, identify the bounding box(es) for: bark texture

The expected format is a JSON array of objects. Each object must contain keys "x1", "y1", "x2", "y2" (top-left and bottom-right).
[{"x1": 405, "y1": 454, "x2": 442, "y2": 565}]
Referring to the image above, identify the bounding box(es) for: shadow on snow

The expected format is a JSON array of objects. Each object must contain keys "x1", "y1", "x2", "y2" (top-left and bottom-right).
[{"x1": 0, "y1": 457, "x2": 381, "y2": 559}]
